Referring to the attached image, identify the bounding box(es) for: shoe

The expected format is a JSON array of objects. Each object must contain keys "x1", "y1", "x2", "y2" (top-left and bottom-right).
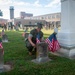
[{"x1": 29, "y1": 52, "x2": 32, "y2": 55}]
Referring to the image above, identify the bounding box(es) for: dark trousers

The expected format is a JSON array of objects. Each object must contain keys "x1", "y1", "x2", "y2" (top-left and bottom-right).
[
  {"x1": 27, "y1": 45, "x2": 36, "y2": 53},
  {"x1": 26, "y1": 40, "x2": 36, "y2": 53}
]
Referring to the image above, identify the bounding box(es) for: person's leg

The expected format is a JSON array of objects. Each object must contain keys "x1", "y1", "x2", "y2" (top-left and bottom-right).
[
  {"x1": 32, "y1": 48, "x2": 36, "y2": 55},
  {"x1": 33, "y1": 41, "x2": 36, "y2": 54},
  {"x1": 27, "y1": 46, "x2": 33, "y2": 55}
]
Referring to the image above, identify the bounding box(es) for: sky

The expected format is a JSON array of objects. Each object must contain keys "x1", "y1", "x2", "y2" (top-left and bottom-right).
[{"x1": 0, "y1": 0, "x2": 61, "y2": 19}]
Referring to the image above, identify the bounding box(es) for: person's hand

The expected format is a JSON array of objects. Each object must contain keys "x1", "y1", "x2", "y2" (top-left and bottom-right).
[
  {"x1": 41, "y1": 40, "x2": 45, "y2": 42},
  {"x1": 32, "y1": 43, "x2": 36, "y2": 47}
]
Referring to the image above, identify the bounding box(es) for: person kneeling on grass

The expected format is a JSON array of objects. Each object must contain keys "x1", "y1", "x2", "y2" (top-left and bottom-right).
[{"x1": 25, "y1": 23, "x2": 44, "y2": 55}]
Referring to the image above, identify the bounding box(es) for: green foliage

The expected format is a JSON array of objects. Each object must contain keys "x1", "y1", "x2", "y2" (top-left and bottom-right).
[
  {"x1": 0, "y1": 10, "x2": 3, "y2": 16},
  {"x1": 0, "y1": 30, "x2": 75, "y2": 75}
]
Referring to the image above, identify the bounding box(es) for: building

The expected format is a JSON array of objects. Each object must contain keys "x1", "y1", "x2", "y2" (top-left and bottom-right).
[
  {"x1": 0, "y1": 18, "x2": 8, "y2": 27},
  {"x1": 7, "y1": 12, "x2": 61, "y2": 29},
  {"x1": 11, "y1": 18, "x2": 46, "y2": 27},
  {"x1": 28, "y1": 12, "x2": 61, "y2": 28},
  {"x1": 20, "y1": 12, "x2": 33, "y2": 19},
  {"x1": 9, "y1": 6, "x2": 14, "y2": 19}
]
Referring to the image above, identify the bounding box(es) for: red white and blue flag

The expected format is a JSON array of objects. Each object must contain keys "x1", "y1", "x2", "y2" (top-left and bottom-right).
[
  {"x1": 0, "y1": 42, "x2": 3, "y2": 48},
  {"x1": 0, "y1": 39, "x2": 4, "y2": 55},
  {"x1": 45, "y1": 33, "x2": 60, "y2": 52},
  {"x1": 36, "y1": 33, "x2": 41, "y2": 43}
]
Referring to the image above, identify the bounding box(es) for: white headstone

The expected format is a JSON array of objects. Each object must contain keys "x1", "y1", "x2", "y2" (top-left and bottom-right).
[
  {"x1": 32, "y1": 42, "x2": 51, "y2": 63},
  {"x1": 53, "y1": 0, "x2": 75, "y2": 59}
]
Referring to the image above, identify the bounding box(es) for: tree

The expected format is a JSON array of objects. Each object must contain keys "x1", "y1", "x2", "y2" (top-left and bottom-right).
[{"x1": 0, "y1": 10, "x2": 3, "y2": 16}]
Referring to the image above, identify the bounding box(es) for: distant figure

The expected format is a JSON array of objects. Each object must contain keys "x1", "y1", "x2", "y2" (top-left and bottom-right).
[
  {"x1": 26, "y1": 23, "x2": 44, "y2": 55},
  {"x1": 1, "y1": 29, "x2": 8, "y2": 42},
  {"x1": 22, "y1": 27, "x2": 28, "y2": 37},
  {"x1": 4, "y1": 23, "x2": 7, "y2": 31},
  {"x1": 1, "y1": 29, "x2": 5, "y2": 36}
]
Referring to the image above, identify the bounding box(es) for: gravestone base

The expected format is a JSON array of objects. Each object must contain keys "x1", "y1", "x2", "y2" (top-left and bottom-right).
[
  {"x1": 32, "y1": 42, "x2": 51, "y2": 63},
  {"x1": 50, "y1": 46, "x2": 75, "y2": 59},
  {"x1": 0, "y1": 65, "x2": 12, "y2": 73},
  {"x1": 32, "y1": 57, "x2": 51, "y2": 64},
  {"x1": 2, "y1": 40, "x2": 8, "y2": 43}
]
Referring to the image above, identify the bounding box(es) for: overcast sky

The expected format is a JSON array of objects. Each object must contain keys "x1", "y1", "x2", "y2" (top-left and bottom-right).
[{"x1": 0, "y1": 0, "x2": 61, "y2": 19}]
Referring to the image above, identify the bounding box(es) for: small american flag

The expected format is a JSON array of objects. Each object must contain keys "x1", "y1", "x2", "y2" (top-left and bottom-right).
[
  {"x1": 0, "y1": 42, "x2": 4, "y2": 55},
  {"x1": 0, "y1": 42, "x2": 3, "y2": 48},
  {"x1": 45, "y1": 33, "x2": 60, "y2": 52},
  {"x1": 36, "y1": 33, "x2": 40, "y2": 43}
]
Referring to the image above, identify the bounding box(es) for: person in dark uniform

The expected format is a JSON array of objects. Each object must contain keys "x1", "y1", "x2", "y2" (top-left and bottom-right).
[{"x1": 26, "y1": 23, "x2": 43, "y2": 55}]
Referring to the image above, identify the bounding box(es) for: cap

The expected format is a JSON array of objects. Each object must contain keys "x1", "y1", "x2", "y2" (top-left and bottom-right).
[{"x1": 37, "y1": 23, "x2": 43, "y2": 29}]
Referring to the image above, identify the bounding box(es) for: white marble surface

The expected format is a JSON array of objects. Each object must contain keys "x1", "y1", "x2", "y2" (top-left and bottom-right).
[
  {"x1": 58, "y1": 0, "x2": 75, "y2": 47},
  {"x1": 54, "y1": 0, "x2": 75, "y2": 59}
]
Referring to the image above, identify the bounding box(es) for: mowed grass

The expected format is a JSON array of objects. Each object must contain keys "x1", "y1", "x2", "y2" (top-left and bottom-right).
[{"x1": 0, "y1": 29, "x2": 75, "y2": 75}]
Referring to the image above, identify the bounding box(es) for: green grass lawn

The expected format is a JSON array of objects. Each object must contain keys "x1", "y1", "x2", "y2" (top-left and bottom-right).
[{"x1": 0, "y1": 29, "x2": 75, "y2": 75}]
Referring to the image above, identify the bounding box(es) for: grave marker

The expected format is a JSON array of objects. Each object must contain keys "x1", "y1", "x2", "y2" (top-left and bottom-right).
[
  {"x1": 32, "y1": 42, "x2": 51, "y2": 63},
  {"x1": 2, "y1": 34, "x2": 8, "y2": 42}
]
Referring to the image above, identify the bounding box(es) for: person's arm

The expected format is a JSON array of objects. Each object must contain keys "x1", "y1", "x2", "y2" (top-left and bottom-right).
[{"x1": 28, "y1": 34, "x2": 36, "y2": 47}]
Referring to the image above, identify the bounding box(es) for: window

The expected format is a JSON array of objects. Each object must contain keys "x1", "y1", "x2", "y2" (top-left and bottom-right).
[
  {"x1": 56, "y1": 14, "x2": 60, "y2": 18},
  {"x1": 48, "y1": 16, "x2": 51, "y2": 19},
  {"x1": 29, "y1": 22, "x2": 31, "y2": 25},
  {"x1": 52, "y1": 15, "x2": 55, "y2": 19}
]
